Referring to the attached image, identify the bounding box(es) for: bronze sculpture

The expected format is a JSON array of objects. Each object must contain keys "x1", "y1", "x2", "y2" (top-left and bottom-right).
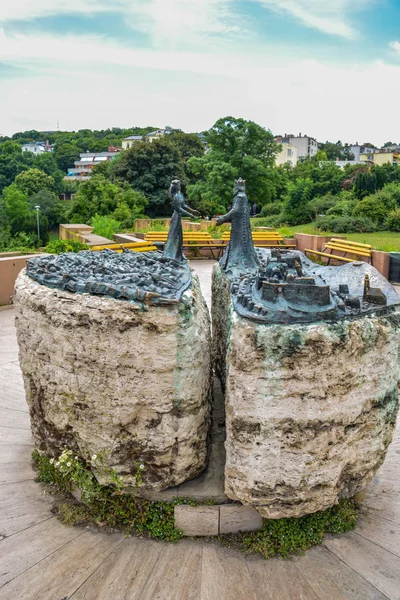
[
  {"x1": 162, "y1": 179, "x2": 200, "y2": 263},
  {"x1": 216, "y1": 178, "x2": 259, "y2": 276}
]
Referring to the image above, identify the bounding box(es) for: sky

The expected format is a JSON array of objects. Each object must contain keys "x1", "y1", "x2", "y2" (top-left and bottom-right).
[{"x1": 0, "y1": 0, "x2": 400, "y2": 145}]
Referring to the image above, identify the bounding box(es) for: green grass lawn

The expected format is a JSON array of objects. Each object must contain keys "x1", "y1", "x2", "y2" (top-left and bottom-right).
[
  {"x1": 48, "y1": 231, "x2": 60, "y2": 242},
  {"x1": 278, "y1": 224, "x2": 400, "y2": 253}
]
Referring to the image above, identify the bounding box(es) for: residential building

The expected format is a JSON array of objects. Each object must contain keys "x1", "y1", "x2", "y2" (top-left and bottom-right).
[
  {"x1": 351, "y1": 143, "x2": 378, "y2": 161},
  {"x1": 360, "y1": 152, "x2": 376, "y2": 163},
  {"x1": 122, "y1": 136, "x2": 143, "y2": 150},
  {"x1": 21, "y1": 140, "x2": 54, "y2": 154},
  {"x1": 64, "y1": 150, "x2": 120, "y2": 181},
  {"x1": 275, "y1": 141, "x2": 298, "y2": 167},
  {"x1": 122, "y1": 128, "x2": 169, "y2": 149},
  {"x1": 373, "y1": 152, "x2": 399, "y2": 167},
  {"x1": 276, "y1": 134, "x2": 318, "y2": 160}
]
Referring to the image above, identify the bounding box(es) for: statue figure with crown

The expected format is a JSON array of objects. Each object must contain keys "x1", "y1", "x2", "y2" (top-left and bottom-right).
[{"x1": 216, "y1": 178, "x2": 259, "y2": 276}]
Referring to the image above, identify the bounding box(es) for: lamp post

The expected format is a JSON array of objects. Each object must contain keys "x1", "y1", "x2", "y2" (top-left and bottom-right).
[{"x1": 35, "y1": 205, "x2": 40, "y2": 242}]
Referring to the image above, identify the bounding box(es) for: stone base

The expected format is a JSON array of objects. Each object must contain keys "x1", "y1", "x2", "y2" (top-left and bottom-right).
[
  {"x1": 14, "y1": 270, "x2": 212, "y2": 492},
  {"x1": 213, "y1": 264, "x2": 400, "y2": 519}
]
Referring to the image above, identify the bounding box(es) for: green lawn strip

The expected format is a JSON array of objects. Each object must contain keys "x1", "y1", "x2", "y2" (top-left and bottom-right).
[{"x1": 277, "y1": 224, "x2": 400, "y2": 252}]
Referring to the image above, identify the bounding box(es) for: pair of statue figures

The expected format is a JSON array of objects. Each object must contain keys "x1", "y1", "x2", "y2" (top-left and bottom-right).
[{"x1": 163, "y1": 178, "x2": 258, "y2": 277}]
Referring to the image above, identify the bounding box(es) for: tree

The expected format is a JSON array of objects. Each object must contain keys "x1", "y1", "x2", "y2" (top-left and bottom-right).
[
  {"x1": 1, "y1": 184, "x2": 49, "y2": 243},
  {"x1": 0, "y1": 141, "x2": 35, "y2": 193},
  {"x1": 318, "y1": 141, "x2": 354, "y2": 161},
  {"x1": 291, "y1": 161, "x2": 344, "y2": 198},
  {"x1": 54, "y1": 143, "x2": 81, "y2": 173},
  {"x1": 186, "y1": 117, "x2": 281, "y2": 215},
  {"x1": 168, "y1": 132, "x2": 204, "y2": 162},
  {"x1": 3, "y1": 184, "x2": 30, "y2": 231},
  {"x1": 14, "y1": 168, "x2": 55, "y2": 196},
  {"x1": 108, "y1": 138, "x2": 186, "y2": 216},
  {"x1": 354, "y1": 171, "x2": 377, "y2": 199},
  {"x1": 29, "y1": 190, "x2": 67, "y2": 229},
  {"x1": 281, "y1": 178, "x2": 313, "y2": 225},
  {"x1": 68, "y1": 175, "x2": 147, "y2": 225}
]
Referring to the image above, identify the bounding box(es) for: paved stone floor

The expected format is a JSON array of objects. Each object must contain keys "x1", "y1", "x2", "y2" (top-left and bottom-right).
[{"x1": 1, "y1": 260, "x2": 400, "y2": 599}]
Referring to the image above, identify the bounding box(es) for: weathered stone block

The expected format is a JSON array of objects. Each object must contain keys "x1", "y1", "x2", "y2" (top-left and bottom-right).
[
  {"x1": 174, "y1": 506, "x2": 219, "y2": 536},
  {"x1": 14, "y1": 270, "x2": 211, "y2": 492},
  {"x1": 219, "y1": 505, "x2": 262, "y2": 534},
  {"x1": 213, "y1": 263, "x2": 400, "y2": 519}
]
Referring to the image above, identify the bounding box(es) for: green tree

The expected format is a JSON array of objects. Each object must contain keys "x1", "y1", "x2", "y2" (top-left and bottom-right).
[
  {"x1": 291, "y1": 161, "x2": 344, "y2": 198},
  {"x1": 281, "y1": 178, "x2": 313, "y2": 225},
  {"x1": 109, "y1": 138, "x2": 185, "y2": 216},
  {"x1": 68, "y1": 176, "x2": 147, "y2": 225},
  {"x1": 54, "y1": 143, "x2": 81, "y2": 173},
  {"x1": 318, "y1": 140, "x2": 355, "y2": 161},
  {"x1": 186, "y1": 117, "x2": 281, "y2": 215},
  {"x1": 0, "y1": 141, "x2": 35, "y2": 193},
  {"x1": 354, "y1": 171, "x2": 377, "y2": 199},
  {"x1": 168, "y1": 132, "x2": 204, "y2": 162},
  {"x1": 29, "y1": 189, "x2": 67, "y2": 229},
  {"x1": 3, "y1": 184, "x2": 30, "y2": 230},
  {"x1": 2, "y1": 184, "x2": 49, "y2": 243},
  {"x1": 14, "y1": 168, "x2": 55, "y2": 196}
]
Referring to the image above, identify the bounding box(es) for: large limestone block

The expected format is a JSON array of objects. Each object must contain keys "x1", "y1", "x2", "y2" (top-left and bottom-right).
[
  {"x1": 212, "y1": 264, "x2": 400, "y2": 519},
  {"x1": 14, "y1": 270, "x2": 211, "y2": 491}
]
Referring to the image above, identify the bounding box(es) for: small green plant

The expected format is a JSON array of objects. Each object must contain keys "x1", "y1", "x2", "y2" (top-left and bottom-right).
[
  {"x1": 32, "y1": 450, "x2": 358, "y2": 554},
  {"x1": 32, "y1": 449, "x2": 189, "y2": 541},
  {"x1": 231, "y1": 499, "x2": 358, "y2": 559},
  {"x1": 45, "y1": 239, "x2": 89, "y2": 254}
]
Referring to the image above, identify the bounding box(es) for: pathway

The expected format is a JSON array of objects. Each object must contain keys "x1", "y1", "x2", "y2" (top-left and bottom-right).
[{"x1": 0, "y1": 261, "x2": 400, "y2": 599}]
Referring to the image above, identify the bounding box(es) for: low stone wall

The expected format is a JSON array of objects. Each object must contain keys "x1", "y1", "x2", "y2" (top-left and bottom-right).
[
  {"x1": 0, "y1": 254, "x2": 43, "y2": 306},
  {"x1": 14, "y1": 270, "x2": 212, "y2": 492},
  {"x1": 213, "y1": 263, "x2": 400, "y2": 519}
]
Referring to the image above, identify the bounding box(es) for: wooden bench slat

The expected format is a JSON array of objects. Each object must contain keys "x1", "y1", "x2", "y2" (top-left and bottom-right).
[
  {"x1": 304, "y1": 249, "x2": 356, "y2": 263},
  {"x1": 325, "y1": 245, "x2": 372, "y2": 257},
  {"x1": 329, "y1": 238, "x2": 372, "y2": 249}
]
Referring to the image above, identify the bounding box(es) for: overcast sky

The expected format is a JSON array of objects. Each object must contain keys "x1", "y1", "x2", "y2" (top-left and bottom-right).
[{"x1": 0, "y1": 0, "x2": 399, "y2": 145}]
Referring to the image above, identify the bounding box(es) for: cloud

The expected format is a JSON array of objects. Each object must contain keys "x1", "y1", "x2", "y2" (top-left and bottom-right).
[
  {"x1": 0, "y1": 28, "x2": 399, "y2": 147},
  {"x1": 0, "y1": 0, "x2": 241, "y2": 51},
  {"x1": 389, "y1": 41, "x2": 400, "y2": 53},
  {"x1": 256, "y1": 0, "x2": 373, "y2": 38}
]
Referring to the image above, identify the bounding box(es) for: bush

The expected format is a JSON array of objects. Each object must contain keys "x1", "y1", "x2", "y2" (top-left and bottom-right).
[
  {"x1": 0, "y1": 229, "x2": 37, "y2": 252},
  {"x1": 353, "y1": 195, "x2": 387, "y2": 225},
  {"x1": 380, "y1": 182, "x2": 400, "y2": 206},
  {"x1": 307, "y1": 193, "x2": 337, "y2": 219},
  {"x1": 386, "y1": 208, "x2": 400, "y2": 232},
  {"x1": 45, "y1": 239, "x2": 89, "y2": 254},
  {"x1": 260, "y1": 203, "x2": 282, "y2": 217},
  {"x1": 91, "y1": 214, "x2": 121, "y2": 240},
  {"x1": 315, "y1": 215, "x2": 378, "y2": 233}
]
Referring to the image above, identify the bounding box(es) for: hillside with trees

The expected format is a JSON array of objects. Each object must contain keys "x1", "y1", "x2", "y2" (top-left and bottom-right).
[{"x1": 1, "y1": 119, "x2": 400, "y2": 252}]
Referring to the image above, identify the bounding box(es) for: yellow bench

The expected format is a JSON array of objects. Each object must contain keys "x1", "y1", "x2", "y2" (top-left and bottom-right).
[
  {"x1": 144, "y1": 232, "x2": 225, "y2": 259},
  {"x1": 305, "y1": 239, "x2": 373, "y2": 265},
  {"x1": 221, "y1": 231, "x2": 296, "y2": 249},
  {"x1": 91, "y1": 242, "x2": 158, "y2": 253}
]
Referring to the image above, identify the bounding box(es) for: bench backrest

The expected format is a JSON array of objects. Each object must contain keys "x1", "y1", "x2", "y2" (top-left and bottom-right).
[
  {"x1": 324, "y1": 238, "x2": 372, "y2": 257},
  {"x1": 91, "y1": 242, "x2": 157, "y2": 253},
  {"x1": 144, "y1": 232, "x2": 214, "y2": 241},
  {"x1": 221, "y1": 231, "x2": 284, "y2": 242}
]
